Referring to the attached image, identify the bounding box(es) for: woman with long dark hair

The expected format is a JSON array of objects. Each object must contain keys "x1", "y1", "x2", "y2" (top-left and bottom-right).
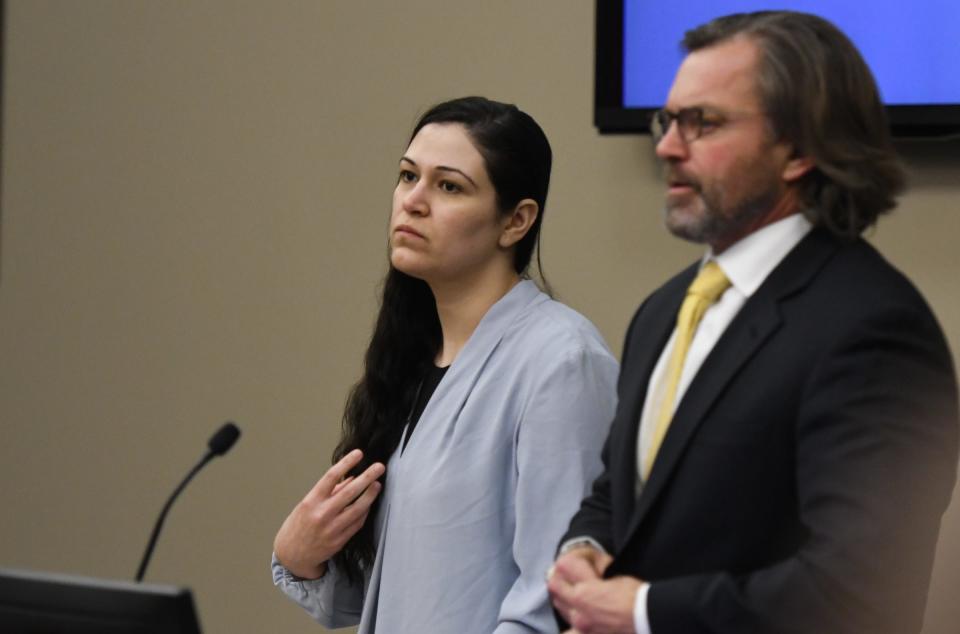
[{"x1": 272, "y1": 96, "x2": 617, "y2": 632}]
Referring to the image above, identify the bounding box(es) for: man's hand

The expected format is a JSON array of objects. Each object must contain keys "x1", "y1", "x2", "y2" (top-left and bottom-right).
[
  {"x1": 554, "y1": 544, "x2": 613, "y2": 580},
  {"x1": 548, "y1": 546, "x2": 641, "y2": 634}
]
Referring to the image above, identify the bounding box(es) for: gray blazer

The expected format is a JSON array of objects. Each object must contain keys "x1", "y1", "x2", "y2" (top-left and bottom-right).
[{"x1": 274, "y1": 280, "x2": 619, "y2": 633}]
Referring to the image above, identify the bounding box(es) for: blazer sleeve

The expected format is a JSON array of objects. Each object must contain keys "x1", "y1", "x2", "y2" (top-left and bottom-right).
[
  {"x1": 562, "y1": 299, "x2": 651, "y2": 552},
  {"x1": 560, "y1": 425, "x2": 618, "y2": 552},
  {"x1": 647, "y1": 300, "x2": 959, "y2": 634},
  {"x1": 495, "y1": 341, "x2": 620, "y2": 633}
]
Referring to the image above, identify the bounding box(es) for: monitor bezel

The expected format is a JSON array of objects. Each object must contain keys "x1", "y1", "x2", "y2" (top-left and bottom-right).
[{"x1": 595, "y1": 1, "x2": 960, "y2": 138}]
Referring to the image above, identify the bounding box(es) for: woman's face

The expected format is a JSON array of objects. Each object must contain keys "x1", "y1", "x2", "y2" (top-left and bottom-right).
[{"x1": 389, "y1": 123, "x2": 510, "y2": 286}]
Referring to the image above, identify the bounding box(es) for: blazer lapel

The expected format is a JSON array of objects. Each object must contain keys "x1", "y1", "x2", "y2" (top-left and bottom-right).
[
  {"x1": 625, "y1": 229, "x2": 841, "y2": 538},
  {"x1": 398, "y1": 280, "x2": 544, "y2": 462}
]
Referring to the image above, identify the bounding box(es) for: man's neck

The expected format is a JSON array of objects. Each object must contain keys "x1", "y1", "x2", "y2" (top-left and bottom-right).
[{"x1": 711, "y1": 192, "x2": 802, "y2": 254}]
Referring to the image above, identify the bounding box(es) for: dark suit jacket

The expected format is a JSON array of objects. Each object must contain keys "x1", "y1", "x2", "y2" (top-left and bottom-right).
[{"x1": 564, "y1": 228, "x2": 959, "y2": 634}]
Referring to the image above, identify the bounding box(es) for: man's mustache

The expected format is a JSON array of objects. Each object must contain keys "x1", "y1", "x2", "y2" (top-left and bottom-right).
[{"x1": 663, "y1": 167, "x2": 701, "y2": 191}]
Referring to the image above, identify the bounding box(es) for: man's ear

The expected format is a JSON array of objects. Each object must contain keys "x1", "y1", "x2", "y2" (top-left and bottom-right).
[
  {"x1": 499, "y1": 199, "x2": 539, "y2": 248},
  {"x1": 782, "y1": 152, "x2": 815, "y2": 183}
]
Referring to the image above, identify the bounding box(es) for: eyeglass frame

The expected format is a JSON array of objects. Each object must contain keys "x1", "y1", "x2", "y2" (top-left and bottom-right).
[{"x1": 650, "y1": 106, "x2": 767, "y2": 144}]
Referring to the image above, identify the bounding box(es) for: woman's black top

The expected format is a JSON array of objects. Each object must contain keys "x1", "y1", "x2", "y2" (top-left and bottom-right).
[{"x1": 401, "y1": 364, "x2": 449, "y2": 452}]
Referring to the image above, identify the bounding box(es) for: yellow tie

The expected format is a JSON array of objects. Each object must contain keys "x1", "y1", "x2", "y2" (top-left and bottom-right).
[{"x1": 643, "y1": 261, "x2": 730, "y2": 480}]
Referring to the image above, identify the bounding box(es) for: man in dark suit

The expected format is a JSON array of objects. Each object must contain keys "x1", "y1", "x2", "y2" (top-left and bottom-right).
[{"x1": 547, "y1": 11, "x2": 958, "y2": 634}]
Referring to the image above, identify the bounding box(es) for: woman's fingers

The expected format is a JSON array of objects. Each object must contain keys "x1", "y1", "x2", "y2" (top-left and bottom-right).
[
  {"x1": 339, "y1": 510, "x2": 371, "y2": 544},
  {"x1": 301, "y1": 461, "x2": 383, "y2": 540},
  {"x1": 331, "y1": 462, "x2": 385, "y2": 507},
  {"x1": 275, "y1": 453, "x2": 384, "y2": 575},
  {"x1": 311, "y1": 449, "x2": 366, "y2": 498},
  {"x1": 331, "y1": 476, "x2": 355, "y2": 496},
  {"x1": 329, "y1": 480, "x2": 382, "y2": 534}
]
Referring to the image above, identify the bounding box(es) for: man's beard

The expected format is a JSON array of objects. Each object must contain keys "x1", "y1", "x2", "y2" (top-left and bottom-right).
[{"x1": 662, "y1": 166, "x2": 782, "y2": 248}]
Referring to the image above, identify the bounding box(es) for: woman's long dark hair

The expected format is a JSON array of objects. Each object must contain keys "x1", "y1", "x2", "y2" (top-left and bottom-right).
[{"x1": 330, "y1": 96, "x2": 552, "y2": 581}]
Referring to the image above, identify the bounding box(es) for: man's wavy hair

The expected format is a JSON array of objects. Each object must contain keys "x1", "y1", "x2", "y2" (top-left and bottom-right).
[{"x1": 684, "y1": 11, "x2": 906, "y2": 238}]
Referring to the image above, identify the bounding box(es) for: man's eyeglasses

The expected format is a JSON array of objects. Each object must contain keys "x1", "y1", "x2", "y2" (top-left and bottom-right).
[
  {"x1": 650, "y1": 107, "x2": 764, "y2": 144},
  {"x1": 650, "y1": 107, "x2": 714, "y2": 144}
]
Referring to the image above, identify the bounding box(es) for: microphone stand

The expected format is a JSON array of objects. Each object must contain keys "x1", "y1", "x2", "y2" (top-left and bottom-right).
[
  {"x1": 136, "y1": 451, "x2": 214, "y2": 582},
  {"x1": 135, "y1": 422, "x2": 240, "y2": 582}
]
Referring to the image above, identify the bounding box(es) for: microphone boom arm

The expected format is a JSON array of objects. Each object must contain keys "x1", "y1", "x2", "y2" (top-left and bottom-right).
[{"x1": 135, "y1": 422, "x2": 240, "y2": 582}]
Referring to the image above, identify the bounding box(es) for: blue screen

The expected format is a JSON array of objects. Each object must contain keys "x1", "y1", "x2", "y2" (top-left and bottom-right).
[{"x1": 623, "y1": 0, "x2": 960, "y2": 108}]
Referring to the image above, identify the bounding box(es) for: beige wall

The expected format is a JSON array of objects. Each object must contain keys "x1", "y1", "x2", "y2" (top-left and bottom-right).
[{"x1": 1, "y1": 2, "x2": 957, "y2": 632}]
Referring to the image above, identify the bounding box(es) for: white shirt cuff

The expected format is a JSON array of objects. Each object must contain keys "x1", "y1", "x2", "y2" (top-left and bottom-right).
[
  {"x1": 558, "y1": 535, "x2": 609, "y2": 556},
  {"x1": 633, "y1": 582, "x2": 651, "y2": 634}
]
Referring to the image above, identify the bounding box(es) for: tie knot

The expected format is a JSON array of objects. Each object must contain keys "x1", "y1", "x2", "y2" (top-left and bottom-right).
[{"x1": 688, "y1": 261, "x2": 730, "y2": 303}]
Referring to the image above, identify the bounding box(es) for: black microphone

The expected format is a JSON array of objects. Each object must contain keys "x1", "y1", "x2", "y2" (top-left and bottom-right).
[
  {"x1": 207, "y1": 421, "x2": 240, "y2": 456},
  {"x1": 135, "y1": 422, "x2": 242, "y2": 582}
]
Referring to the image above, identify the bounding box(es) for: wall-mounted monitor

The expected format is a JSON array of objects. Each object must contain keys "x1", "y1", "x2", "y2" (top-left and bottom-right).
[{"x1": 596, "y1": 1, "x2": 960, "y2": 137}]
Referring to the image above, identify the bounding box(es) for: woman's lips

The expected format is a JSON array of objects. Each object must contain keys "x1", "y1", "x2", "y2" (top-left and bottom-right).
[{"x1": 394, "y1": 225, "x2": 425, "y2": 239}]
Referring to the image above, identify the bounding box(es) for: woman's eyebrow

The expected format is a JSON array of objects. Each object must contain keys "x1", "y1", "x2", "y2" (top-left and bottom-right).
[
  {"x1": 435, "y1": 166, "x2": 477, "y2": 188},
  {"x1": 399, "y1": 156, "x2": 477, "y2": 188}
]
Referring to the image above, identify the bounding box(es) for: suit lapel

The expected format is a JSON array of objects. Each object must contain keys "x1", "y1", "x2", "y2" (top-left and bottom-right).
[{"x1": 624, "y1": 229, "x2": 841, "y2": 539}]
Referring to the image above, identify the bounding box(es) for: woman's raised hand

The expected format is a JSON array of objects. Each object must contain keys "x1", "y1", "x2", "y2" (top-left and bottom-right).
[{"x1": 274, "y1": 449, "x2": 385, "y2": 580}]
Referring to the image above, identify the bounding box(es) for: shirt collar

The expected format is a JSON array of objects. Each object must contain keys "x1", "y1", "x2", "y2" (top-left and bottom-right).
[{"x1": 706, "y1": 213, "x2": 813, "y2": 298}]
